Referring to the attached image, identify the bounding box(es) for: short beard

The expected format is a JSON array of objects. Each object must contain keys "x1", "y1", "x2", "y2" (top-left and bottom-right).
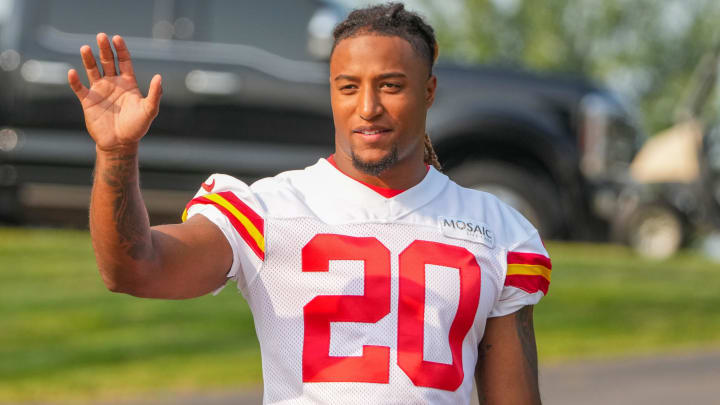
[{"x1": 351, "y1": 146, "x2": 399, "y2": 176}]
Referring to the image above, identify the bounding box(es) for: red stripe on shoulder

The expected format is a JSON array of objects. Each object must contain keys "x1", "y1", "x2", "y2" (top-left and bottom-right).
[
  {"x1": 183, "y1": 195, "x2": 264, "y2": 261},
  {"x1": 184, "y1": 195, "x2": 213, "y2": 215},
  {"x1": 216, "y1": 191, "x2": 264, "y2": 234},
  {"x1": 507, "y1": 251, "x2": 551, "y2": 269},
  {"x1": 211, "y1": 202, "x2": 265, "y2": 261},
  {"x1": 504, "y1": 274, "x2": 549, "y2": 295}
]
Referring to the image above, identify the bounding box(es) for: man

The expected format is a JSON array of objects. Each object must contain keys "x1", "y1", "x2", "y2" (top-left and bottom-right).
[{"x1": 68, "y1": 3, "x2": 550, "y2": 404}]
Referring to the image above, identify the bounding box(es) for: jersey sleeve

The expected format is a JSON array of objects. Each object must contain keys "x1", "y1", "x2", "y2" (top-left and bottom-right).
[
  {"x1": 181, "y1": 173, "x2": 265, "y2": 296},
  {"x1": 489, "y1": 230, "x2": 551, "y2": 317}
]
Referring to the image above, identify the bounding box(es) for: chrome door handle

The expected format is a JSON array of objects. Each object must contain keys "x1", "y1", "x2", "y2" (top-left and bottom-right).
[{"x1": 185, "y1": 70, "x2": 241, "y2": 95}]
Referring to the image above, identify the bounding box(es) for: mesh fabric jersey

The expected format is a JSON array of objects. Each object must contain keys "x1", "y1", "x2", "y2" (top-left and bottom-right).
[{"x1": 183, "y1": 158, "x2": 551, "y2": 405}]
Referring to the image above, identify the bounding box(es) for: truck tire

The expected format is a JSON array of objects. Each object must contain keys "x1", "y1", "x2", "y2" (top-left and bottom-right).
[
  {"x1": 615, "y1": 203, "x2": 684, "y2": 259},
  {"x1": 446, "y1": 160, "x2": 563, "y2": 238}
]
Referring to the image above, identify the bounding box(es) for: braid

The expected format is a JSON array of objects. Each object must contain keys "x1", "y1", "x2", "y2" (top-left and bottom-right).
[{"x1": 424, "y1": 133, "x2": 442, "y2": 171}]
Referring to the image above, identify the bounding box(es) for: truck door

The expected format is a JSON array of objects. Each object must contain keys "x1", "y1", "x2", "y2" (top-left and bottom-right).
[
  {"x1": 175, "y1": 0, "x2": 335, "y2": 153},
  {"x1": 11, "y1": 0, "x2": 191, "y2": 137}
]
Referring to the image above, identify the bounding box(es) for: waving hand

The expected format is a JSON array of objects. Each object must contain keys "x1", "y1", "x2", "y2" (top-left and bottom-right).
[{"x1": 68, "y1": 33, "x2": 162, "y2": 151}]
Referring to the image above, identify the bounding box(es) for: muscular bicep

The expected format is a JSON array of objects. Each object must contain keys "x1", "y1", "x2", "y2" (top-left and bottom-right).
[
  {"x1": 136, "y1": 214, "x2": 233, "y2": 299},
  {"x1": 475, "y1": 306, "x2": 541, "y2": 405}
]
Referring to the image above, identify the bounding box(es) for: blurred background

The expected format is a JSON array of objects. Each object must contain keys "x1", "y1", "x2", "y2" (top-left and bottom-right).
[{"x1": 1, "y1": 0, "x2": 719, "y2": 404}]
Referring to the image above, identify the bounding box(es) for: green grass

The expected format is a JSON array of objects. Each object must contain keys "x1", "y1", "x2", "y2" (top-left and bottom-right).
[
  {"x1": 536, "y1": 243, "x2": 720, "y2": 362},
  {"x1": 1, "y1": 227, "x2": 260, "y2": 403},
  {"x1": 2, "y1": 227, "x2": 720, "y2": 402}
]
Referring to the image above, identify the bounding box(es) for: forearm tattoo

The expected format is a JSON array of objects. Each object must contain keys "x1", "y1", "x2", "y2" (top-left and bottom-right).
[{"x1": 100, "y1": 152, "x2": 151, "y2": 260}]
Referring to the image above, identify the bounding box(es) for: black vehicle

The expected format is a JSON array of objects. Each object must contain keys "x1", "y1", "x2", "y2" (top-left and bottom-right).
[{"x1": 0, "y1": 0, "x2": 643, "y2": 239}]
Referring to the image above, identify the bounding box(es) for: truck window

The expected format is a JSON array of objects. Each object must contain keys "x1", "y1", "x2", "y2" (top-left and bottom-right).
[
  {"x1": 192, "y1": 0, "x2": 321, "y2": 61},
  {"x1": 44, "y1": 0, "x2": 154, "y2": 38}
]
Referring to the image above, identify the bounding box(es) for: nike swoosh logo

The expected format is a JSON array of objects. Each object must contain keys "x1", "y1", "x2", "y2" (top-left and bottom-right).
[{"x1": 201, "y1": 179, "x2": 215, "y2": 192}]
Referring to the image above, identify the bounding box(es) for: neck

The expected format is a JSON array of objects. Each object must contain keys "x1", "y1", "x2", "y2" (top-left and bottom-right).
[{"x1": 331, "y1": 149, "x2": 428, "y2": 190}]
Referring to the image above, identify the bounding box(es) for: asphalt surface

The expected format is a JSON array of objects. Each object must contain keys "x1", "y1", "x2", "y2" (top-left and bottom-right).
[
  {"x1": 539, "y1": 351, "x2": 720, "y2": 405},
  {"x1": 89, "y1": 350, "x2": 720, "y2": 405}
]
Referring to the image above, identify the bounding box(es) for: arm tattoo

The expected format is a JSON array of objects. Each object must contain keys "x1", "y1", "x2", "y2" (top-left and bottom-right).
[
  {"x1": 476, "y1": 307, "x2": 541, "y2": 404},
  {"x1": 476, "y1": 342, "x2": 492, "y2": 404},
  {"x1": 100, "y1": 152, "x2": 151, "y2": 260},
  {"x1": 516, "y1": 305, "x2": 541, "y2": 397}
]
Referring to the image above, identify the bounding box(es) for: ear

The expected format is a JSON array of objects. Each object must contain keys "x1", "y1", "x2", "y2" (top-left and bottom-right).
[{"x1": 425, "y1": 74, "x2": 437, "y2": 109}]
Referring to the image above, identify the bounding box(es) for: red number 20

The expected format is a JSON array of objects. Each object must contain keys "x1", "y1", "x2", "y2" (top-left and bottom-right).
[{"x1": 301, "y1": 234, "x2": 481, "y2": 391}]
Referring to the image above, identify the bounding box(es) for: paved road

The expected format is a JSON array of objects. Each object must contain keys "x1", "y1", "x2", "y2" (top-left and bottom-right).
[
  {"x1": 98, "y1": 351, "x2": 720, "y2": 405},
  {"x1": 539, "y1": 351, "x2": 720, "y2": 405}
]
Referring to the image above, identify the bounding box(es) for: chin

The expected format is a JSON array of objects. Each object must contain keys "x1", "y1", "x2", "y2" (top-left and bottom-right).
[
  {"x1": 352, "y1": 148, "x2": 390, "y2": 164},
  {"x1": 351, "y1": 146, "x2": 399, "y2": 176}
]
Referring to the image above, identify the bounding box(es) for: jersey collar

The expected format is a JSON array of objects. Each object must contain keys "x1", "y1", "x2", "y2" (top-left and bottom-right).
[
  {"x1": 296, "y1": 158, "x2": 449, "y2": 224},
  {"x1": 325, "y1": 154, "x2": 427, "y2": 199}
]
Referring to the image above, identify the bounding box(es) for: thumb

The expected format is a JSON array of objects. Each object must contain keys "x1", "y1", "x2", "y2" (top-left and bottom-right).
[{"x1": 144, "y1": 74, "x2": 163, "y2": 117}]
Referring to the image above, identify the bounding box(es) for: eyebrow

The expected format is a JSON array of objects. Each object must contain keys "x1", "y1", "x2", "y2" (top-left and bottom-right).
[{"x1": 333, "y1": 72, "x2": 408, "y2": 81}]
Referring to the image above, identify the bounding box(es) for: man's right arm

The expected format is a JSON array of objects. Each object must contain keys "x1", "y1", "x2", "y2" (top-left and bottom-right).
[
  {"x1": 71, "y1": 33, "x2": 232, "y2": 299},
  {"x1": 91, "y1": 145, "x2": 232, "y2": 299}
]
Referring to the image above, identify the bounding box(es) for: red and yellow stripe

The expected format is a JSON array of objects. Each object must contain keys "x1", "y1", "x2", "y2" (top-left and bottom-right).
[
  {"x1": 505, "y1": 252, "x2": 551, "y2": 295},
  {"x1": 182, "y1": 191, "x2": 265, "y2": 260}
]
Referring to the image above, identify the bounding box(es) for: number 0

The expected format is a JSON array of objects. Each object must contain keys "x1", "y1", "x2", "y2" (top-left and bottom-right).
[
  {"x1": 398, "y1": 240, "x2": 481, "y2": 390},
  {"x1": 302, "y1": 234, "x2": 481, "y2": 391}
]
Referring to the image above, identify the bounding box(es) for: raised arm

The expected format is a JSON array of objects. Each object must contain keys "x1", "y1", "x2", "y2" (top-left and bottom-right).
[
  {"x1": 69, "y1": 33, "x2": 232, "y2": 299},
  {"x1": 475, "y1": 306, "x2": 542, "y2": 405}
]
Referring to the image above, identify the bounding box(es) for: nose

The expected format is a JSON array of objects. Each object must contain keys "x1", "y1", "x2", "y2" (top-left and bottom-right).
[{"x1": 358, "y1": 85, "x2": 383, "y2": 121}]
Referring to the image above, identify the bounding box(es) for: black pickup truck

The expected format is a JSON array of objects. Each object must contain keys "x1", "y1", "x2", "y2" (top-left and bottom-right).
[{"x1": 0, "y1": 0, "x2": 643, "y2": 239}]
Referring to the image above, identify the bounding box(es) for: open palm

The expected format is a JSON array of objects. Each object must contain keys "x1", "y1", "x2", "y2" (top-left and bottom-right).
[{"x1": 68, "y1": 33, "x2": 162, "y2": 151}]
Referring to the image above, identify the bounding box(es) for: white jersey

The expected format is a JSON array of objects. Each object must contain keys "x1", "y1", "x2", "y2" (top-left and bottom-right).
[{"x1": 182, "y1": 158, "x2": 551, "y2": 405}]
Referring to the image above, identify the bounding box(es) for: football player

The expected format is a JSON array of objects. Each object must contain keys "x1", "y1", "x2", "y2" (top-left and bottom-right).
[{"x1": 68, "y1": 3, "x2": 550, "y2": 404}]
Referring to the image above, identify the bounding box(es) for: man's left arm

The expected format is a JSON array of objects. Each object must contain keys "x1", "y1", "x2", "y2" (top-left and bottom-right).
[{"x1": 475, "y1": 305, "x2": 541, "y2": 405}]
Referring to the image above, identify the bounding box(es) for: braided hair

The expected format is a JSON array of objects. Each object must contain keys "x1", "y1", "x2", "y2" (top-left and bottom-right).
[{"x1": 331, "y1": 2, "x2": 442, "y2": 171}]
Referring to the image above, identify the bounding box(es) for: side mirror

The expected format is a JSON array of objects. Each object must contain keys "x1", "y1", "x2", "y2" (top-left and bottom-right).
[{"x1": 307, "y1": 7, "x2": 342, "y2": 61}]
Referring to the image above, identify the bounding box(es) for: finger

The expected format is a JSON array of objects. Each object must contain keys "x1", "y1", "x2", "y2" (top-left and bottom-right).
[
  {"x1": 143, "y1": 74, "x2": 163, "y2": 117},
  {"x1": 96, "y1": 32, "x2": 117, "y2": 76},
  {"x1": 67, "y1": 69, "x2": 89, "y2": 101},
  {"x1": 80, "y1": 45, "x2": 101, "y2": 84},
  {"x1": 112, "y1": 35, "x2": 135, "y2": 77}
]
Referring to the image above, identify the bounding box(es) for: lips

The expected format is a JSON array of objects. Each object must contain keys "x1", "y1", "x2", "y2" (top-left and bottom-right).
[{"x1": 352, "y1": 126, "x2": 392, "y2": 135}]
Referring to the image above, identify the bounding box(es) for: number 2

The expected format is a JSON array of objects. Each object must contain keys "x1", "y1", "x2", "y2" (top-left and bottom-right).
[{"x1": 302, "y1": 234, "x2": 481, "y2": 391}]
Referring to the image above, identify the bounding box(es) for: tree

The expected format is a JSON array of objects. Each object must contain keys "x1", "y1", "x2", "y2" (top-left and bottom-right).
[{"x1": 421, "y1": 0, "x2": 720, "y2": 133}]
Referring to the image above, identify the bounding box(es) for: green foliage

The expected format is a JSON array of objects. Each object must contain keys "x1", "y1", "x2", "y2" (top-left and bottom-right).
[
  {"x1": 2, "y1": 227, "x2": 720, "y2": 402},
  {"x1": 422, "y1": 0, "x2": 720, "y2": 133}
]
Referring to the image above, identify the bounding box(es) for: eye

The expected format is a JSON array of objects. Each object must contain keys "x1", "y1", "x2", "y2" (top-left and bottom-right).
[
  {"x1": 381, "y1": 82, "x2": 402, "y2": 91},
  {"x1": 339, "y1": 84, "x2": 357, "y2": 93}
]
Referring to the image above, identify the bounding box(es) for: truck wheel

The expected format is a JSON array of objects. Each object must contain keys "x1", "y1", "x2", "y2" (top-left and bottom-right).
[
  {"x1": 446, "y1": 160, "x2": 563, "y2": 238},
  {"x1": 0, "y1": 185, "x2": 22, "y2": 223},
  {"x1": 624, "y1": 204, "x2": 683, "y2": 259}
]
